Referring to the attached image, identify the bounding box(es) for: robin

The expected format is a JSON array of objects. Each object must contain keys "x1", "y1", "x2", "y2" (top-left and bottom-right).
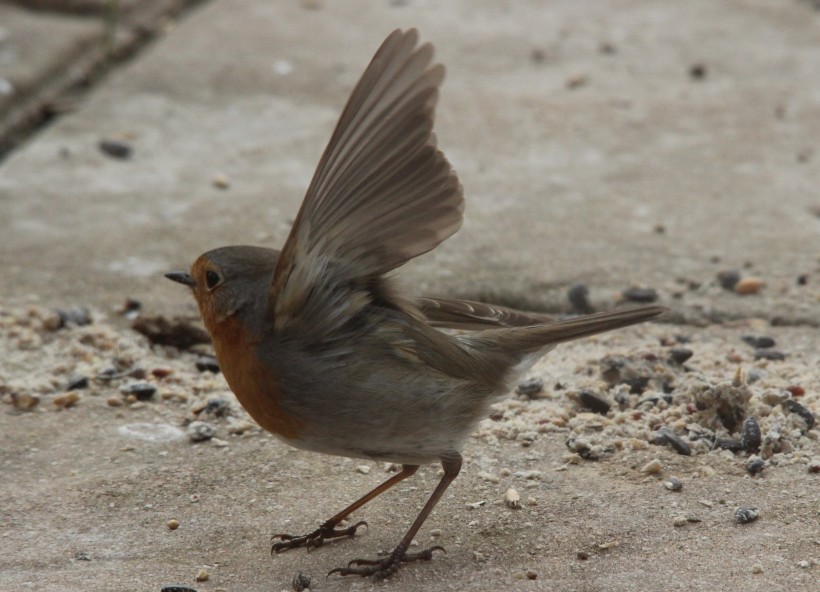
[{"x1": 166, "y1": 29, "x2": 664, "y2": 578}]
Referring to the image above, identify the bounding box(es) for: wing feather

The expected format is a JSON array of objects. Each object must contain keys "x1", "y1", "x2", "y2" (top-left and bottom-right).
[{"x1": 270, "y1": 29, "x2": 464, "y2": 333}]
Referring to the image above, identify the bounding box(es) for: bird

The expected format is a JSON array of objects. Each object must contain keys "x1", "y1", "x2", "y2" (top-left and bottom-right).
[{"x1": 165, "y1": 28, "x2": 665, "y2": 578}]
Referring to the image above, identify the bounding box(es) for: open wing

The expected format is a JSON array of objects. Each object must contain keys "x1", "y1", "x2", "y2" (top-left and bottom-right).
[{"x1": 270, "y1": 29, "x2": 464, "y2": 332}]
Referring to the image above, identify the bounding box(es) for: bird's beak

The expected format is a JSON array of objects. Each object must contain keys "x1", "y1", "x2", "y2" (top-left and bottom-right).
[{"x1": 164, "y1": 271, "x2": 195, "y2": 287}]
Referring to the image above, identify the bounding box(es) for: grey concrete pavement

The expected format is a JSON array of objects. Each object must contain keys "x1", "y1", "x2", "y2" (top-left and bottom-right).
[
  {"x1": 1, "y1": 3, "x2": 819, "y2": 591},
  {"x1": 0, "y1": 0, "x2": 817, "y2": 323}
]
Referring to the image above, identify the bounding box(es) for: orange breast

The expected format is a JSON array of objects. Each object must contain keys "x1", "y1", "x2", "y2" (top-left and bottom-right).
[{"x1": 210, "y1": 317, "x2": 303, "y2": 441}]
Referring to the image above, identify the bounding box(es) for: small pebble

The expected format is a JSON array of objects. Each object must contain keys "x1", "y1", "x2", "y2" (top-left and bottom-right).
[
  {"x1": 66, "y1": 375, "x2": 89, "y2": 390},
  {"x1": 567, "y1": 283, "x2": 593, "y2": 313},
  {"x1": 430, "y1": 528, "x2": 441, "y2": 537},
  {"x1": 74, "y1": 551, "x2": 91, "y2": 561},
  {"x1": 746, "y1": 457, "x2": 765, "y2": 476},
  {"x1": 203, "y1": 398, "x2": 230, "y2": 417},
  {"x1": 120, "y1": 382, "x2": 156, "y2": 401},
  {"x1": 740, "y1": 417, "x2": 762, "y2": 452},
  {"x1": 783, "y1": 399, "x2": 815, "y2": 430},
  {"x1": 167, "y1": 519, "x2": 180, "y2": 530},
  {"x1": 641, "y1": 459, "x2": 662, "y2": 474},
  {"x1": 689, "y1": 63, "x2": 707, "y2": 80},
  {"x1": 187, "y1": 421, "x2": 216, "y2": 442},
  {"x1": 525, "y1": 569, "x2": 537, "y2": 580},
  {"x1": 516, "y1": 377, "x2": 544, "y2": 396},
  {"x1": 672, "y1": 516, "x2": 688, "y2": 527},
  {"x1": 160, "y1": 586, "x2": 198, "y2": 592},
  {"x1": 212, "y1": 173, "x2": 231, "y2": 190},
  {"x1": 152, "y1": 367, "x2": 173, "y2": 379},
  {"x1": 99, "y1": 138, "x2": 132, "y2": 159},
  {"x1": 808, "y1": 459, "x2": 820, "y2": 474},
  {"x1": 53, "y1": 392, "x2": 80, "y2": 409},
  {"x1": 664, "y1": 477, "x2": 683, "y2": 491},
  {"x1": 785, "y1": 385, "x2": 805, "y2": 397},
  {"x1": 621, "y1": 287, "x2": 658, "y2": 303},
  {"x1": 11, "y1": 392, "x2": 40, "y2": 411},
  {"x1": 356, "y1": 465, "x2": 371, "y2": 475},
  {"x1": 751, "y1": 564, "x2": 763, "y2": 574},
  {"x1": 714, "y1": 438, "x2": 743, "y2": 453},
  {"x1": 576, "y1": 550, "x2": 589, "y2": 560},
  {"x1": 292, "y1": 571, "x2": 311, "y2": 591},
  {"x1": 195, "y1": 355, "x2": 220, "y2": 373},
  {"x1": 717, "y1": 270, "x2": 741, "y2": 290},
  {"x1": 118, "y1": 297, "x2": 141, "y2": 318},
  {"x1": 734, "y1": 506, "x2": 759, "y2": 524},
  {"x1": 754, "y1": 349, "x2": 785, "y2": 361},
  {"x1": 504, "y1": 488, "x2": 521, "y2": 509},
  {"x1": 513, "y1": 470, "x2": 542, "y2": 480},
  {"x1": 742, "y1": 335, "x2": 775, "y2": 349},
  {"x1": 798, "y1": 560, "x2": 810, "y2": 569},
  {"x1": 735, "y1": 277, "x2": 763, "y2": 295},
  {"x1": 566, "y1": 74, "x2": 588, "y2": 89},
  {"x1": 655, "y1": 428, "x2": 691, "y2": 456},
  {"x1": 106, "y1": 396, "x2": 123, "y2": 407},
  {"x1": 466, "y1": 501, "x2": 486, "y2": 510},
  {"x1": 577, "y1": 390, "x2": 611, "y2": 415},
  {"x1": 57, "y1": 306, "x2": 92, "y2": 327},
  {"x1": 195, "y1": 568, "x2": 209, "y2": 582},
  {"x1": 668, "y1": 348, "x2": 693, "y2": 365}
]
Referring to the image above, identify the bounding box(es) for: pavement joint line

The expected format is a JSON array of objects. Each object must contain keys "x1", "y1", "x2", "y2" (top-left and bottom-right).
[{"x1": 0, "y1": 0, "x2": 212, "y2": 163}]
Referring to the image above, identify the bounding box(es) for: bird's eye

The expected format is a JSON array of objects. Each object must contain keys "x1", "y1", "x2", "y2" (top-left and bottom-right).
[{"x1": 205, "y1": 270, "x2": 221, "y2": 289}]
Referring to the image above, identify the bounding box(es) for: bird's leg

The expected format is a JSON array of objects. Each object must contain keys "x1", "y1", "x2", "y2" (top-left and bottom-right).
[
  {"x1": 329, "y1": 452, "x2": 462, "y2": 578},
  {"x1": 271, "y1": 464, "x2": 419, "y2": 553}
]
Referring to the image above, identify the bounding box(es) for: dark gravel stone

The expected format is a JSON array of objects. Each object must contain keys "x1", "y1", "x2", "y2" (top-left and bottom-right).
[
  {"x1": 689, "y1": 63, "x2": 707, "y2": 80},
  {"x1": 655, "y1": 428, "x2": 691, "y2": 456},
  {"x1": 783, "y1": 399, "x2": 815, "y2": 430},
  {"x1": 754, "y1": 349, "x2": 785, "y2": 361},
  {"x1": 577, "y1": 390, "x2": 611, "y2": 415},
  {"x1": 740, "y1": 417, "x2": 762, "y2": 452},
  {"x1": 714, "y1": 438, "x2": 743, "y2": 452},
  {"x1": 120, "y1": 382, "x2": 157, "y2": 401},
  {"x1": 204, "y1": 398, "x2": 230, "y2": 417},
  {"x1": 746, "y1": 458, "x2": 765, "y2": 476},
  {"x1": 567, "y1": 283, "x2": 593, "y2": 313},
  {"x1": 621, "y1": 287, "x2": 658, "y2": 303},
  {"x1": 742, "y1": 335, "x2": 775, "y2": 349},
  {"x1": 292, "y1": 571, "x2": 311, "y2": 592},
  {"x1": 99, "y1": 138, "x2": 132, "y2": 159},
  {"x1": 161, "y1": 586, "x2": 198, "y2": 592},
  {"x1": 668, "y1": 348, "x2": 693, "y2": 365},
  {"x1": 717, "y1": 270, "x2": 741, "y2": 290},
  {"x1": 516, "y1": 377, "x2": 544, "y2": 397},
  {"x1": 66, "y1": 375, "x2": 89, "y2": 391},
  {"x1": 196, "y1": 355, "x2": 220, "y2": 373},
  {"x1": 734, "y1": 506, "x2": 759, "y2": 524}
]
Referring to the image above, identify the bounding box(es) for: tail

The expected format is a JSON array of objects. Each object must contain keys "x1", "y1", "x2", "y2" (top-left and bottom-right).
[{"x1": 463, "y1": 305, "x2": 666, "y2": 355}]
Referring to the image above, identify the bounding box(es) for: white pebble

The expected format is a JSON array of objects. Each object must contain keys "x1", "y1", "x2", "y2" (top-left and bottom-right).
[
  {"x1": 641, "y1": 459, "x2": 662, "y2": 474},
  {"x1": 504, "y1": 488, "x2": 521, "y2": 509}
]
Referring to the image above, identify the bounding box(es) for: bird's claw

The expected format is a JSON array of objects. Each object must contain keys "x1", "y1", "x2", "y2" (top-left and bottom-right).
[
  {"x1": 328, "y1": 545, "x2": 445, "y2": 578},
  {"x1": 270, "y1": 520, "x2": 367, "y2": 554}
]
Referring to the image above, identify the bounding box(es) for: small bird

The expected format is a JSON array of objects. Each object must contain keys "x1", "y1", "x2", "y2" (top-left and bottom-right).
[{"x1": 166, "y1": 29, "x2": 664, "y2": 578}]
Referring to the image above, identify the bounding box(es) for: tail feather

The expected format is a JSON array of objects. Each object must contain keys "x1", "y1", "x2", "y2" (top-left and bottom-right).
[{"x1": 462, "y1": 305, "x2": 666, "y2": 355}]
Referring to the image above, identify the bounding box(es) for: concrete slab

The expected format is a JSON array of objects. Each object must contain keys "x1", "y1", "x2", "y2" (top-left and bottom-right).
[
  {"x1": 0, "y1": 0, "x2": 818, "y2": 325},
  {"x1": 0, "y1": 4, "x2": 103, "y2": 115}
]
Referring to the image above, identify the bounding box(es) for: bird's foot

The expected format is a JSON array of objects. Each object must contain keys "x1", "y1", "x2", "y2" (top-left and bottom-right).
[
  {"x1": 271, "y1": 520, "x2": 367, "y2": 553},
  {"x1": 328, "y1": 545, "x2": 445, "y2": 578}
]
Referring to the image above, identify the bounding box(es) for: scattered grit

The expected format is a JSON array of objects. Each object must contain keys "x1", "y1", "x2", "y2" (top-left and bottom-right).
[{"x1": 2, "y1": 302, "x2": 817, "y2": 483}]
